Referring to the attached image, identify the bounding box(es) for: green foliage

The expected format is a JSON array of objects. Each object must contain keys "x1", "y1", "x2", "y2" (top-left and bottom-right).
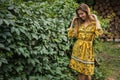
[
  {"x1": 0, "y1": 0, "x2": 112, "y2": 79},
  {"x1": 92, "y1": 14, "x2": 111, "y2": 80},
  {"x1": 0, "y1": 0, "x2": 78, "y2": 79},
  {"x1": 93, "y1": 41, "x2": 120, "y2": 80},
  {"x1": 93, "y1": 66, "x2": 112, "y2": 80},
  {"x1": 75, "y1": 0, "x2": 94, "y2": 6},
  {"x1": 93, "y1": 40, "x2": 115, "y2": 80}
]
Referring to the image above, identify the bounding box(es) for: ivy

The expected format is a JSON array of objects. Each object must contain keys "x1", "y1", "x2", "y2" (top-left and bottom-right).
[
  {"x1": 0, "y1": 0, "x2": 78, "y2": 79},
  {"x1": 0, "y1": 0, "x2": 109, "y2": 79}
]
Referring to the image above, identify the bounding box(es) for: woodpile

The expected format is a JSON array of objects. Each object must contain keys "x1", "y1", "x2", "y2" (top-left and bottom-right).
[
  {"x1": 93, "y1": 0, "x2": 120, "y2": 41},
  {"x1": 108, "y1": 16, "x2": 120, "y2": 39},
  {"x1": 93, "y1": 0, "x2": 114, "y2": 19}
]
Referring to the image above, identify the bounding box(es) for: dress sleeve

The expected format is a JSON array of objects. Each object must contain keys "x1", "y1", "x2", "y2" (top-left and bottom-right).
[
  {"x1": 67, "y1": 28, "x2": 76, "y2": 38},
  {"x1": 95, "y1": 28, "x2": 103, "y2": 36},
  {"x1": 93, "y1": 15, "x2": 103, "y2": 36}
]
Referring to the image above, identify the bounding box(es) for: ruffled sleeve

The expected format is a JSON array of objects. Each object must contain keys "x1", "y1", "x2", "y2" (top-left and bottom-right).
[{"x1": 67, "y1": 28, "x2": 76, "y2": 38}]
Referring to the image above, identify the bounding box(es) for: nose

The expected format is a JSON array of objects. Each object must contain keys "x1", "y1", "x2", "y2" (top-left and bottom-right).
[{"x1": 79, "y1": 15, "x2": 83, "y2": 18}]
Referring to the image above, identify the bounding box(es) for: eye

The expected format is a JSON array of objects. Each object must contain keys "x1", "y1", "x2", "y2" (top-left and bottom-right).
[
  {"x1": 81, "y1": 13, "x2": 83, "y2": 15},
  {"x1": 78, "y1": 13, "x2": 83, "y2": 15}
]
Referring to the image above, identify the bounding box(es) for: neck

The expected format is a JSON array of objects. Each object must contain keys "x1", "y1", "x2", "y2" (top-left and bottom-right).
[{"x1": 84, "y1": 18, "x2": 91, "y2": 23}]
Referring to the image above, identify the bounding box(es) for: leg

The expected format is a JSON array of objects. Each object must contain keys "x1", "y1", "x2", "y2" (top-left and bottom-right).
[
  {"x1": 86, "y1": 75, "x2": 91, "y2": 80},
  {"x1": 78, "y1": 73, "x2": 85, "y2": 80}
]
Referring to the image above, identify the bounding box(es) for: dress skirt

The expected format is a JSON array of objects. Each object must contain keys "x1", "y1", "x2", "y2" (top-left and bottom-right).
[{"x1": 69, "y1": 39, "x2": 95, "y2": 75}]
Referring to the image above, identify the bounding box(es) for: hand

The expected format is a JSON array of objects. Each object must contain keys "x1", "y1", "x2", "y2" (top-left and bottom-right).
[
  {"x1": 69, "y1": 15, "x2": 79, "y2": 28},
  {"x1": 72, "y1": 15, "x2": 79, "y2": 22},
  {"x1": 92, "y1": 14, "x2": 98, "y2": 21},
  {"x1": 92, "y1": 14, "x2": 102, "y2": 29}
]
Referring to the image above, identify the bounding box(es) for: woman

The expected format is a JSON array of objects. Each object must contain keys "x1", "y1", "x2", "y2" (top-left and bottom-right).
[{"x1": 67, "y1": 3, "x2": 103, "y2": 80}]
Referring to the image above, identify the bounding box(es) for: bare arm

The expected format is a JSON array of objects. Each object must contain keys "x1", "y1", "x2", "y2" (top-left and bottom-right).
[{"x1": 69, "y1": 15, "x2": 79, "y2": 29}]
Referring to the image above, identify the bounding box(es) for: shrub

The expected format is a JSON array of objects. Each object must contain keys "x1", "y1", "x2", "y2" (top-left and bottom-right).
[
  {"x1": 0, "y1": 0, "x2": 110, "y2": 79},
  {"x1": 0, "y1": 0, "x2": 78, "y2": 79}
]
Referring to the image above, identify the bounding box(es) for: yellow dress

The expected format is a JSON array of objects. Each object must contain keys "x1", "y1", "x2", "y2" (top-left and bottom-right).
[{"x1": 67, "y1": 21, "x2": 103, "y2": 75}]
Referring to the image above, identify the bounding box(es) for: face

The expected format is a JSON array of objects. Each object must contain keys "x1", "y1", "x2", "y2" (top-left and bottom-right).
[{"x1": 77, "y1": 10, "x2": 87, "y2": 20}]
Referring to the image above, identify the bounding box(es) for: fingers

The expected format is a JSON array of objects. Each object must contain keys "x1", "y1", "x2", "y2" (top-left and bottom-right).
[
  {"x1": 72, "y1": 16, "x2": 79, "y2": 22},
  {"x1": 69, "y1": 15, "x2": 79, "y2": 29},
  {"x1": 92, "y1": 14, "x2": 97, "y2": 21}
]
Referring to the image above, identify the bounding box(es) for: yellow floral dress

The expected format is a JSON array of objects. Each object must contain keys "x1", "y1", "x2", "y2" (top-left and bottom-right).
[{"x1": 67, "y1": 21, "x2": 103, "y2": 75}]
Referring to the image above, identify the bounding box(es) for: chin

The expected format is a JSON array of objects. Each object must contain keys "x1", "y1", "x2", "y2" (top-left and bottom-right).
[
  {"x1": 83, "y1": 18, "x2": 87, "y2": 21},
  {"x1": 81, "y1": 18, "x2": 85, "y2": 20}
]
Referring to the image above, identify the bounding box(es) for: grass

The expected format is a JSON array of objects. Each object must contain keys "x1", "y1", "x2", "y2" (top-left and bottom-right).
[{"x1": 95, "y1": 41, "x2": 120, "y2": 80}]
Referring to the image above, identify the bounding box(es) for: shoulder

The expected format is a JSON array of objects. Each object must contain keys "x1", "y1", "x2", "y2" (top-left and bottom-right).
[
  {"x1": 91, "y1": 14, "x2": 98, "y2": 20},
  {"x1": 90, "y1": 14, "x2": 100, "y2": 25},
  {"x1": 90, "y1": 21, "x2": 96, "y2": 26}
]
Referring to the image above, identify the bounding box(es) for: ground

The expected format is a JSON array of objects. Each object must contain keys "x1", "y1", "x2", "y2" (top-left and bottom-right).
[{"x1": 96, "y1": 41, "x2": 120, "y2": 80}]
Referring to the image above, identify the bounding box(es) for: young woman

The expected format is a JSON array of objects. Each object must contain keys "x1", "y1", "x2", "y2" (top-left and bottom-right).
[{"x1": 67, "y1": 3, "x2": 103, "y2": 80}]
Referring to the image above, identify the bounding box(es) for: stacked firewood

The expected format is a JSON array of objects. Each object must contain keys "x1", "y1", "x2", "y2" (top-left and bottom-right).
[
  {"x1": 93, "y1": 0, "x2": 120, "y2": 41},
  {"x1": 109, "y1": 0, "x2": 120, "y2": 38},
  {"x1": 93, "y1": 0, "x2": 114, "y2": 18},
  {"x1": 108, "y1": 16, "x2": 120, "y2": 39}
]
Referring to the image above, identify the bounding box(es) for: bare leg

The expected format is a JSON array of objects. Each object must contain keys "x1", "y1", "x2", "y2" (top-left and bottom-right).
[
  {"x1": 78, "y1": 73, "x2": 85, "y2": 80},
  {"x1": 86, "y1": 75, "x2": 91, "y2": 80}
]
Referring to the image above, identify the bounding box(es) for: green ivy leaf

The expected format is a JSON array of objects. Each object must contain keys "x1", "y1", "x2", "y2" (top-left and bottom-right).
[
  {"x1": 3, "y1": 19, "x2": 9, "y2": 25},
  {"x1": 0, "y1": 43, "x2": 5, "y2": 48},
  {"x1": 31, "y1": 33, "x2": 38, "y2": 40},
  {"x1": 0, "y1": 19, "x2": 3, "y2": 25}
]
